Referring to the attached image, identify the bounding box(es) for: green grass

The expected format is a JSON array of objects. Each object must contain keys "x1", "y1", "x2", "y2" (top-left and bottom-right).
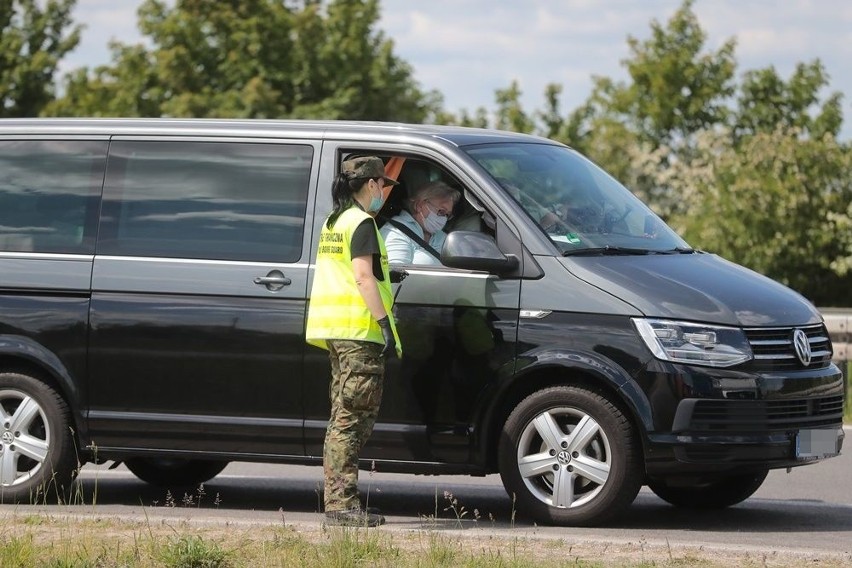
[
  {"x1": 0, "y1": 513, "x2": 812, "y2": 568},
  {"x1": 156, "y1": 534, "x2": 229, "y2": 568},
  {"x1": 0, "y1": 515, "x2": 847, "y2": 568}
]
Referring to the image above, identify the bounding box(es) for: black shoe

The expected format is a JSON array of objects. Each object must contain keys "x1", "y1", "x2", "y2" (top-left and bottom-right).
[{"x1": 325, "y1": 508, "x2": 385, "y2": 527}]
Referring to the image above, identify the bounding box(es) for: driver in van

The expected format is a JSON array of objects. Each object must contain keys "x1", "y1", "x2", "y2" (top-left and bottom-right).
[
  {"x1": 380, "y1": 180, "x2": 460, "y2": 265},
  {"x1": 500, "y1": 180, "x2": 562, "y2": 232}
]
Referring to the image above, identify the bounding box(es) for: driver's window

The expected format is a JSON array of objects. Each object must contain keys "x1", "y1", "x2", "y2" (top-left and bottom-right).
[{"x1": 375, "y1": 156, "x2": 491, "y2": 267}]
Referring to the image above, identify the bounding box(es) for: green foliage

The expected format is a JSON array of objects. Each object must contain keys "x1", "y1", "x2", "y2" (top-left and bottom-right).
[
  {"x1": 46, "y1": 0, "x2": 438, "y2": 121},
  {"x1": 460, "y1": 0, "x2": 850, "y2": 305},
  {"x1": 493, "y1": 80, "x2": 535, "y2": 134},
  {"x1": 734, "y1": 60, "x2": 843, "y2": 139},
  {"x1": 667, "y1": 127, "x2": 851, "y2": 305},
  {"x1": 563, "y1": 0, "x2": 735, "y2": 153},
  {"x1": 157, "y1": 534, "x2": 230, "y2": 568},
  {"x1": 457, "y1": 106, "x2": 489, "y2": 128},
  {"x1": 321, "y1": 527, "x2": 399, "y2": 567},
  {"x1": 538, "y1": 83, "x2": 564, "y2": 139},
  {"x1": 436, "y1": 81, "x2": 534, "y2": 132},
  {"x1": 618, "y1": 0, "x2": 736, "y2": 146},
  {"x1": 0, "y1": 535, "x2": 36, "y2": 567},
  {"x1": 554, "y1": 0, "x2": 739, "y2": 217},
  {"x1": 421, "y1": 531, "x2": 457, "y2": 565},
  {"x1": 0, "y1": 0, "x2": 80, "y2": 117}
]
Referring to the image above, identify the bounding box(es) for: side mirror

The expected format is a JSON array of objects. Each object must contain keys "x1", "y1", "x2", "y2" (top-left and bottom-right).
[{"x1": 441, "y1": 231, "x2": 519, "y2": 274}]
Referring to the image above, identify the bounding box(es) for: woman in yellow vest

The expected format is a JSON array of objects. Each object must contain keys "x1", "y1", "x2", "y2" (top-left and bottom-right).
[{"x1": 306, "y1": 156, "x2": 402, "y2": 527}]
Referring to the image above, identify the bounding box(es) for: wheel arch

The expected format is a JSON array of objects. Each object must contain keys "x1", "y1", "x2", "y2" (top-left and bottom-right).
[
  {"x1": 0, "y1": 335, "x2": 87, "y2": 445},
  {"x1": 477, "y1": 349, "x2": 653, "y2": 472}
]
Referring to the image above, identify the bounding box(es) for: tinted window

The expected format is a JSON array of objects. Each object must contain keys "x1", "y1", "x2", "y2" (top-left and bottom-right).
[
  {"x1": 0, "y1": 140, "x2": 106, "y2": 254},
  {"x1": 99, "y1": 141, "x2": 313, "y2": 262}
]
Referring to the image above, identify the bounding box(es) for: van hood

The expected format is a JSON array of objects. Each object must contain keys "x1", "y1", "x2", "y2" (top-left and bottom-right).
[{"x1": 562, "y1": 253, "x2": 821, "y2": 327}]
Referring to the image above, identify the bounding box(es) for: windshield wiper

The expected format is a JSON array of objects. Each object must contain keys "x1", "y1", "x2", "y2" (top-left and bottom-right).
[
  {"x1": 563, "y1": 245, "x2": 697, "y2": 257},
  {"x1": 664, "y1": 246, "x2": 696, "y2": 254},
  {"x1": 563, "y1": 246, "x2": 657, "y2": 256}
]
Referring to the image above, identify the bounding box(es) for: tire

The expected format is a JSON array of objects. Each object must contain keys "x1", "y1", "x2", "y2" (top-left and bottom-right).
[
  {"x1": 498, "y1": 385, "x2": 642, "y2": 526},
  {"x1": 0, "y1": 372, "x2": 77, "y2": 503},
  {"x1": 124, "y1": 457, "x2": 229, "y2": 487},
  {"x1": 647, "y1": 470, "x2": 768, "y2": 509}
]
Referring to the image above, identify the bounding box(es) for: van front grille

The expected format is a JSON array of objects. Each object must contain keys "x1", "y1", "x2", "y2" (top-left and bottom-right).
[
  {"x1": 743, "y1": 324, "x2": 833, "y2": 371},
  {"x1": 687, "y1": 396, "x2": 844, "y2": 431}
]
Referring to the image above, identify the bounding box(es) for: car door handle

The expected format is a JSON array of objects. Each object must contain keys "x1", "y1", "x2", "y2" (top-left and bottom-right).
[{"x1": 253, "y1": 270, "x2": 291, "y2": 291}]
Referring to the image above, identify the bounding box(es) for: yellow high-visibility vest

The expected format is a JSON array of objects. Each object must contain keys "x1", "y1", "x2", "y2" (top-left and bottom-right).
[{"x1": 306, "y1": 206, "x2": 402, "y2": 356}]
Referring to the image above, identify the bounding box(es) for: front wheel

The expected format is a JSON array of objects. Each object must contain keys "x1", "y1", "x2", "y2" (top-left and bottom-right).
[
  {"x1": 0, "y1": 372, "x2": 78, "y2": 503},
  {"x1": 125, "y1": 458, "x2": 229, "y2": 487},
  {"x1": 647, "y1": 471, "x2": 769, "y2": 509},
  {"x1": 498, "y1": 385, "x2": 642, "y2": 526}
]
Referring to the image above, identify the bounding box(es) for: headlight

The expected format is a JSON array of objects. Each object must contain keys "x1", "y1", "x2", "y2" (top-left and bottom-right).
[{"x1": 632, "y1": 318, "x2": 752, "y2": 368}]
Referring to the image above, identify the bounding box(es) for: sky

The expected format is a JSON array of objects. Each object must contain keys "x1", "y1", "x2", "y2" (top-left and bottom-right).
[{"x1": 61, "y1": 0, "x2": 852, "y2": 139}]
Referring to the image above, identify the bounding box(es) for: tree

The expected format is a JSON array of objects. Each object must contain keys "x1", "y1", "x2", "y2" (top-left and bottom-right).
[
  {"x1": 46, "y1": 42, "x2": 161, "y2": 117},
  {"x1": 460, "y1": 0, "x2": 851, "y2": 304},
  {"x1": 556, "y1": 0, "x2": 737, "y2": 218},
  {"x1": 46, "y1": 0, "x2": 439, "y2": 121},
  {"x1": 666, "y1": 127, "x2": 851, "y2": 306},
  {"x1": 456, "y1": 107, "x2": 488, "y2": 128},
  {"x1": 617, "y1": 0, "x2": 736, "y2": 147},
  {"x1": 564, "y1": 0, "x2": 735, "y2": 153},
  {"x1": 0, "y1": 0, "x2": 80, "y2": 117},
  {"x1": 538, "y1": 83, "x2": 564, "y2": 140},
  {"x1": 733, "y1": 60, "x2": 843, "y2": 140},
  {"x1": 493, "y1": 80, "x2": 534, "y2": 133}
]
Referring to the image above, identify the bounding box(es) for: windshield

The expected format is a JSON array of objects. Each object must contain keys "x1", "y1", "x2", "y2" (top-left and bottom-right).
[{"x1": 464, "y1": 143, "x2": 690, "y2": 254}]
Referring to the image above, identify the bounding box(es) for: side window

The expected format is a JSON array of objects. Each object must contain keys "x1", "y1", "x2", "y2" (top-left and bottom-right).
[
  {"x1": 378, "y1": 156, "x2": 490, "y2": 236},
  {"x1": 99, "y1": 141, "x2": 313, "y2": 263},
  {"x1": 0, "y1": 140, "x2": 106, "y2": 254}
]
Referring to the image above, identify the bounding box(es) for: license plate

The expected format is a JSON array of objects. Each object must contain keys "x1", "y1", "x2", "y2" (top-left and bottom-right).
[{"x1": 796, "y1": 429, "x2": 840, "y2": 458}]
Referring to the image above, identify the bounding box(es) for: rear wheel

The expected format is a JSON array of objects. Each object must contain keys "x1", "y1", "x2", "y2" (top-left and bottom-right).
[
  {"x1": 0, "y1": 372, "x2": 77, "y2": 503},
  {"x1": 498, "y1": 385, "x2": 642, "y2": 526},
  {"x1": 647, "y1": 470, "x2": 768, "y2": 509},
  {"x1": 124, "y1": 458, "x2": 229, "y2": 487}
]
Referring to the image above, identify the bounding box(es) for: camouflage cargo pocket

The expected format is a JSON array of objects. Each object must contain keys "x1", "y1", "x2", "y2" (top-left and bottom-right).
[{"x1": 340, "y1": 342, "x2": 384, "y2": 412}]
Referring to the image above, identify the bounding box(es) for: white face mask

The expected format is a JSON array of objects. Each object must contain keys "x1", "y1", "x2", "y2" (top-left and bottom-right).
[{"x1": 421, "y1": 203, "x2": 447, "y2": 234}]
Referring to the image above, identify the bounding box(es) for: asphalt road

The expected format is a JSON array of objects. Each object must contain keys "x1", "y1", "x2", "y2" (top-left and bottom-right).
[{"x1": 3, "y1": 427, "x2": 850, "y2": 559}]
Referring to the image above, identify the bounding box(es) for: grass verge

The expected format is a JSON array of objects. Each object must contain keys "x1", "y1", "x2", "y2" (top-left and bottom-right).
[{"x1": 0, "y1": 514, "x2": 849, "y2": 568}]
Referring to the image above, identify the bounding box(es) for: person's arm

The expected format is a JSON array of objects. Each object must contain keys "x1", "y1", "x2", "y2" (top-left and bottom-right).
[
  {"x1": 352, "y1": 255, "x2": 387, "y2": 320},
  {"x1": 382, "y1": 226, "x2": 415, "y2": 265},
  {"x1": 352, "y1": 254, "x2": 397, "y2": 358}
]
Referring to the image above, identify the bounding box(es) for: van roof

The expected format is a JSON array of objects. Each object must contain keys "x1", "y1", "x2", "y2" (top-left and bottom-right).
[{"x1": 0, "y1": 117, "x2": 558, "y2": 148}]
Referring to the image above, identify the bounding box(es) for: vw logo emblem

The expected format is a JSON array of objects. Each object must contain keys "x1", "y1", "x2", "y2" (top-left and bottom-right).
[
  {"x1": 792, "y1": 328, "x2": 812, "y2": 366},
  {"x1": 1, "y1": 431, "x2": 12, "y2": 444}
]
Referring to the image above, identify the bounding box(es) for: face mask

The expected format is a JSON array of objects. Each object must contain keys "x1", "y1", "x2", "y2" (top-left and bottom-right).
[
  {"x1": 422, "y1": 204, "x2": 447, "y2": 233},
  {"x1": 367, "y1": 182, "x2": 384, "y2": 213}
]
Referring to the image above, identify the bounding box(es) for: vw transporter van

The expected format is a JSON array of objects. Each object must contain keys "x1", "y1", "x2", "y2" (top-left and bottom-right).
[{"x1": 0, "y1": 118, "x2": 843, "y2": 525}]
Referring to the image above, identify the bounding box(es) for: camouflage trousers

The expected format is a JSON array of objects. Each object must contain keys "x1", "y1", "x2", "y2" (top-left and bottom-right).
[{"x1": 323, "y1": 339, "x2": 385, "y2": 512}]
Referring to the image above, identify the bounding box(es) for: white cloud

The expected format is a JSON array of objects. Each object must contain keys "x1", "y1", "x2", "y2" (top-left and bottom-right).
[{"x1": 59, "y1": 0, "x2": 143, "y2": 75}]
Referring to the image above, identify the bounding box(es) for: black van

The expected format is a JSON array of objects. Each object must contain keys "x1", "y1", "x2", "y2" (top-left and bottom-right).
[{"x1": 0, "y1": 118, "x2": 843, "y2": 525}]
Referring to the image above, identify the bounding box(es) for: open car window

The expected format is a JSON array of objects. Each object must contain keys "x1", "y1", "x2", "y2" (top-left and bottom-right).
[{"x1": 370, "y1": 156, "x2": 491, "y2": 237}]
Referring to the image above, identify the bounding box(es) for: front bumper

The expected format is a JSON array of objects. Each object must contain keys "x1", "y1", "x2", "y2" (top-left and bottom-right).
[
  {"x1": 644, "y1": 426, "x2": 844, "y2": 475},
  {"x1": 638, "y1": 355, "x2": 846, "y2": 475}
]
